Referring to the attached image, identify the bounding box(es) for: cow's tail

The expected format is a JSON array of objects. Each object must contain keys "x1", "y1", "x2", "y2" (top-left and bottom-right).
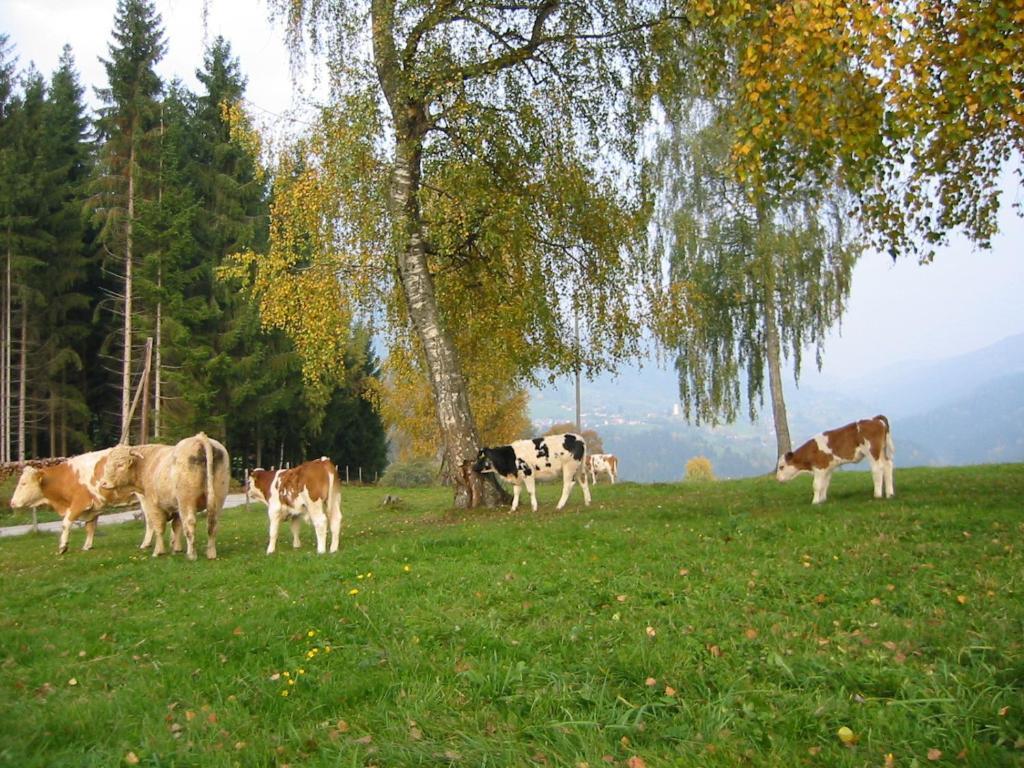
[
  {"x1": 875, "y1": 415, "x2": 895, "y2": 459},
  {"x1": 199, "y1": 432, "x2": 216, "y2": 510}
]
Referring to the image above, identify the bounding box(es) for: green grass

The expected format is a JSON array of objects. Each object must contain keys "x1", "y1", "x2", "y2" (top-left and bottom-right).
[{"x1": 1, "y1": 466, "x2": 1022, "y2": 767}]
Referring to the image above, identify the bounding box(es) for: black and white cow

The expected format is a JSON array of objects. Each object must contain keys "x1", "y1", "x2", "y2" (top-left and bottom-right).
[{"x1": 473, "y1": 432, "x2": 591, "y2": 512}]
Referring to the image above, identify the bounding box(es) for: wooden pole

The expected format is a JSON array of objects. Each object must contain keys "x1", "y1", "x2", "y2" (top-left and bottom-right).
[{"x1": 121, "y1": 337, "x2": 152, "y2": 445}]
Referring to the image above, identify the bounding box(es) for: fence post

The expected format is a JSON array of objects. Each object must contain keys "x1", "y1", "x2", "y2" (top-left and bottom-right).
[
  {"x1": 346, "y1": 465, "x2": 349, "y2": 483},
  {"x1": 358, "y1": 466, "x2": 363, "y2": 484}
]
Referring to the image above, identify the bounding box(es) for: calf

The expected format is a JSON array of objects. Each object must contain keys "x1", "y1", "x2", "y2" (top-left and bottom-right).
[
  {"x1": 473, "y1": 432, "x2": 591, "y2": 512},
  {"x1": 248, "y1": 457, "x2": 343, "y2": 554},
  {"x1": 9, "y1": 450, "x2": 138, "y2": 554},
  {"x1": 586, "y1": 453, "x2": 619, "y2": 484},
  {"x1": 99, "y1": 432, "x2": 230, "y2": 560},
  {"x1": 776, "y1": 415, "x2": 895, "y2": 504}
]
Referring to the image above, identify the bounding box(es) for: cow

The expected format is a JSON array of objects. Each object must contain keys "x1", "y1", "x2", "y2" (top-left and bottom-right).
[
  {"x1": 776, "y1": 415, "x2": 895, "y2": 504},
  {"x1": 9, "y1": 450, "x2": 140, "y2": 554},
  {"x1": 586, "y1": 453, "x2": 619, "y2": 484},
  {"x1": 99, "y1": 432, "x2": 230, "y2": 560},
  {"x1": 473, "y1": 432, "x2": 591, "y2": 512},
  {"x1": 247, "y1": 457, "x2": 343, "y2": 555}
]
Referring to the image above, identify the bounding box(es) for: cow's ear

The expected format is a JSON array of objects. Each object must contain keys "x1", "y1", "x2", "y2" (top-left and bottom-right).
[
  {"x1": 784, "y1": 451, "x2": 793, "y2": 461},
  {"x1": 129, "y1": 449, "x2": 143, "y2": 460}
]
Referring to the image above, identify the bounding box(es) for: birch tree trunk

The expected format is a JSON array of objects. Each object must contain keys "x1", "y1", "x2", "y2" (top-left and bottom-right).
[
  {"x1": 763, "y1": 286, "x2": 792, "y2": 458},
  {"x1": 372, "y1": 0, "x2": 506, "y2": 507}
]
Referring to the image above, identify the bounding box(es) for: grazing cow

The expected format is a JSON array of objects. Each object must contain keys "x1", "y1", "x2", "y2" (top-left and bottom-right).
[
  {"x1": 9, "y1": 450, "x2": 139, "y2": 554},
  {"x1": 99, "y1": 433, "x2": 230, "y2": 560},
  {"x1": 473, "y1": 433, "x2": 591, "y2": 512},
  {"x1": 586, "y1": 453, "x2": 619, "y2": 484},
  {"x1": 247, "y1": 457, "x2": 343, "y2": 555},
  {"x1": 776, "y1": 415, "x2": 895, "y2": 504}
]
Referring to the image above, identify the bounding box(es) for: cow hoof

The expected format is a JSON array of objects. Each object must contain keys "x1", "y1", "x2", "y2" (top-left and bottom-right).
[
  {"x1": 187, "y1": 551, "x2": 197, "y2": 562},
  {"x1": 58, "y1": 546, "x2": 68, "y2": 555}
]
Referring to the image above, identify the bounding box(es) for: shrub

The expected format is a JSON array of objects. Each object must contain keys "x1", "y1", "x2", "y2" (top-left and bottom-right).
[
  {"x1": 685, "y1": 456, "x2": 715, "y2": 481},
  {"x1": 380, "y1": 458, "x2": 440, "y2": 488}
]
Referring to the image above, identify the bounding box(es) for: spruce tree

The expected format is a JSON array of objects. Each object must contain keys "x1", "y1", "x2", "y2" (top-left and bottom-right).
[
  {"x1": 90, "y1": 0, "x2": 166, "y2": 442},
  {"x1": 34, "y1": 47, "x2": 94, "y2": 455}
]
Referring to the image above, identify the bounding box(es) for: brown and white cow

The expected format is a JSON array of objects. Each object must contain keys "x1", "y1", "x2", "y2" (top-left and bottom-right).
[
  {"x1": 99, "y1": 433, "x2": 230, "y2": 560},
  {"x1": 586, "y1": 453, "x2": 619, "y2": 484},
  {"x1": 9, "y1": 450, "x2": 139, "y2": 554},
  {"x1": 247, "y1": 457, "x2": 343, "y2": 555},
  {"x1": 776, "y1": 415, "x2": 895, "y2": 504},
  {"x1": 473, "y1": 433, "x2": 591, "y2": 512}
]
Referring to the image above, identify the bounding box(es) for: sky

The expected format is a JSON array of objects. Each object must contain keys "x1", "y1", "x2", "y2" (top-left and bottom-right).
[{"x1": 4, "y1": 0, "x2": 1024, "y2": 384}]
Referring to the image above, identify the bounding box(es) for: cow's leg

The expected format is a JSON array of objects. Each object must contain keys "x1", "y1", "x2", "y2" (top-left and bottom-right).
[
  {"x1": 139, "y1": 514, "x2": 154, "y2": 550},
  {"x1": 205, "y1": 508, "x2": 218, "y2": 560},
  {"x1": 510, "y1": 480, "x2": 522, "y2": 512},
  {"x1": 811, "y1": 470, "x2": 828, "y2": 504},
  {"x1": 170, "y1": 515, "x2": 183, "y2": 553},
  {"x1": 58, "y1": 510, "x2": 81, "y2": 555},
  {"x1": 870, "y1": 458, "x2": 885, "y2": 499},
  {"x1": 178, "y1": 501, "x2": 199, "y2": 561},
  {"x1": 290, "y1": 515, "x2": 303, "y2": 549},
  {"x1": 310, "y1": 505, "x2": 328, "y2": 554},
  {"x1": 144, "y1": 503, "x2": 168, "y2": 557},
  {"x1": 82, "y1": 516, "x2": 98, "y2": 551},
  {"x1": 884, "y1": 459, "x2": 895, "y2": 498},
  {"x1": 266, "y1": 505, "x2": 282, "y2": 554},
  {"x1": 328, "y1": 503, "x2": 342, "y2": 554},
  {"x1": 524, "y1": 474, "x2": 539, "y2": 512},
  {"x1": 579, "y1": 462, "x2": 591, "y2": 506}
]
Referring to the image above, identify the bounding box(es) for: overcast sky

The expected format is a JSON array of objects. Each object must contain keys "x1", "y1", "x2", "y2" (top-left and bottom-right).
[{"x1": 5, "y1": 0, "x2": 1024, "y2": 381}]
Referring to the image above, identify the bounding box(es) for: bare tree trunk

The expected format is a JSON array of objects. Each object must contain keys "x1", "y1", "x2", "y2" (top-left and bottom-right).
[
  {"x1": 120, "y1": 143, "x2": 135, "y2": 442},
  {"x1": 2, "y1": 243, "x2": 8, "y2": 464},
  {"x1": 764, "y1": 289, "x2": 791, "y2": 458},
  {"x1": 155, "y1": 289, "x2": 161, "y2": 439},
  {"x1": 17, "y1": 296, "x2": 26, "y2": 461}
]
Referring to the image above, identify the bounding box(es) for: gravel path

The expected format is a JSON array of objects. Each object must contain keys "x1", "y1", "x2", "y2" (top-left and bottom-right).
[{"x1": 0, "y1": 493, "x2": 251, "y2": 538}]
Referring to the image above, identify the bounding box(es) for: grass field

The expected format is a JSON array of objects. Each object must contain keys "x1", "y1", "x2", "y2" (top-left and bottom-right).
[{"x1": 1, "y1": 465, "x2": 1022, "y2": 767}]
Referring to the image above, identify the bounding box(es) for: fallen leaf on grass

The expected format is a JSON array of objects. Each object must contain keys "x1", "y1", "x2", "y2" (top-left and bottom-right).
[
  {"x1": 354, "y1": 735, "x2": 373, "y2": 745},
  {"x1": 645, "y1": 626, "x2": 656, "y2": 638},
  {"x1": 124, "y1": 752, "x2": 140, "y2": 765},
  {"x1": 744, "y1": 628, "x2": 759, "y2": 640},
  {"x1": 927, "y1": 748, "x2": 942, "y2": 761},
  {"x1": 626, "y1": 757, "x2": 647, "y2": 768},
  {"x1": 664, "y1": 685, "x2": 677, "y2": 697},
  {"x1": 884, "y1": 753, "x2": 895, "y2": 767},
  {"x1": 645, "y1": 677, "x2": 657, "y2": 686},
  {"x1": 956, "y1": 595, "x2": 968, "y2": 605},
  {"x1": 707, "y1": 644, "x2": 722, "y2": 658}
]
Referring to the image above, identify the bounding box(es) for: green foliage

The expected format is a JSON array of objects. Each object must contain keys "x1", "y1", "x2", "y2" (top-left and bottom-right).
[
  {"x1": 684, "y1": 455, "x2": 715, "y2": 481},
  {"x1": 380, "y1": 458, "x2": 440, "y2": 488},
  {"x1": 1, "y1": 466, "x2": 1022, "y2": 766}
]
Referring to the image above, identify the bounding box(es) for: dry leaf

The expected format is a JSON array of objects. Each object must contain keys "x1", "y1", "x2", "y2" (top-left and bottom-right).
[
  {"x1": 124, "y1": 752, "x2": 140, "y2": 765},
  {"x1": 664, "y1": 685, "x2": 677, "y2": 697},
  {"x1": 644, "y1": 677, "x2": 657, "y2": 687},
  {"x1": 336, "y1": 720, "x2": 350, "y2": 733},
  {"x1": 67, "y1": 678, "x2": 78, "y2": 686},
  {"x1": 409, "y1": 726, "x2": 422, "y2": 741},
  {"x1": 999, "y1": 706, "x2": 1009, "y2": 717},
  {"x1": 884, "y1": 753, "x2": 895, "y2": 767},
  {"x1": 645, "y1": 626, "x2": 656, "y2": 638},
  {"x1": 678, "y1": 568, "x2": 689, "y2": 576},
  {"x1": 808, "y1": 746, "x2": 821, "y2": 756},
  {"x1": 707, "y1": 644, "x2": 722, "y2": 657},
  {"x1": 354, "y1": 735, "x2": 373, "y2": 745},
  {"x1": 616, "y1": 595, "x2": 627, "y2": 602},
  {"x1": 232, "y1": 627, "x2": 244, "y2": 636},
  {"x1": 627, "y1": 757, "x2": 647, "y2": 768},
  {"x1": 744, "y1": 628, "x2": 758, "y2": 640},
  {"x1": 956, "y1": 595, "x2": 968, "y2": 605},
  {"x1": 927, "y1": 748, "x2": 942, "y2": 760}
]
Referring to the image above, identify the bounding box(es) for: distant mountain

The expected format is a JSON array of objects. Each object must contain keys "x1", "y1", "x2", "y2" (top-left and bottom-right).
[{"x1": 528, "y1": 333, "x2": 1024, "y2": 482}]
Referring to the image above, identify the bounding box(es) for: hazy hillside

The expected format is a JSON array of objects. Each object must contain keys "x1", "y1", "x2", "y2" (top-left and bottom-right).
[{"x1": 529, "y1": 333, "x2": 1024, "y2": 481}]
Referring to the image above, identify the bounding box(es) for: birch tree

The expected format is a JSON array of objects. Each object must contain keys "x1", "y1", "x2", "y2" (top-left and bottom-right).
[{"x1": 227, "y1": 0, "x2": 674, "y2": 505}]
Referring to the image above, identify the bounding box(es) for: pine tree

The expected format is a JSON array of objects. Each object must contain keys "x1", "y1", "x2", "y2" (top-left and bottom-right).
[{"x1": 90, "y1": 0, "x2": 166, "y2": 442}]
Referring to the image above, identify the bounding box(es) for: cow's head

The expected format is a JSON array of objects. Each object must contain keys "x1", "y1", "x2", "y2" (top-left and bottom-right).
[
  {"x1": 10, "y1": 466, "x2": 44, "y2": 508},
  {"x1": 775, "y1": 452, "x2": 798, "y2": 482},
  {"x1": 99, "y1": 445, "x2": 143, "y2": 492},
  {"x1": 246, "y1": 469, "x2": 273, "y2": 504},
  {"x1": 472, "y1": 449, "x2": 496, "y2": 475}
]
